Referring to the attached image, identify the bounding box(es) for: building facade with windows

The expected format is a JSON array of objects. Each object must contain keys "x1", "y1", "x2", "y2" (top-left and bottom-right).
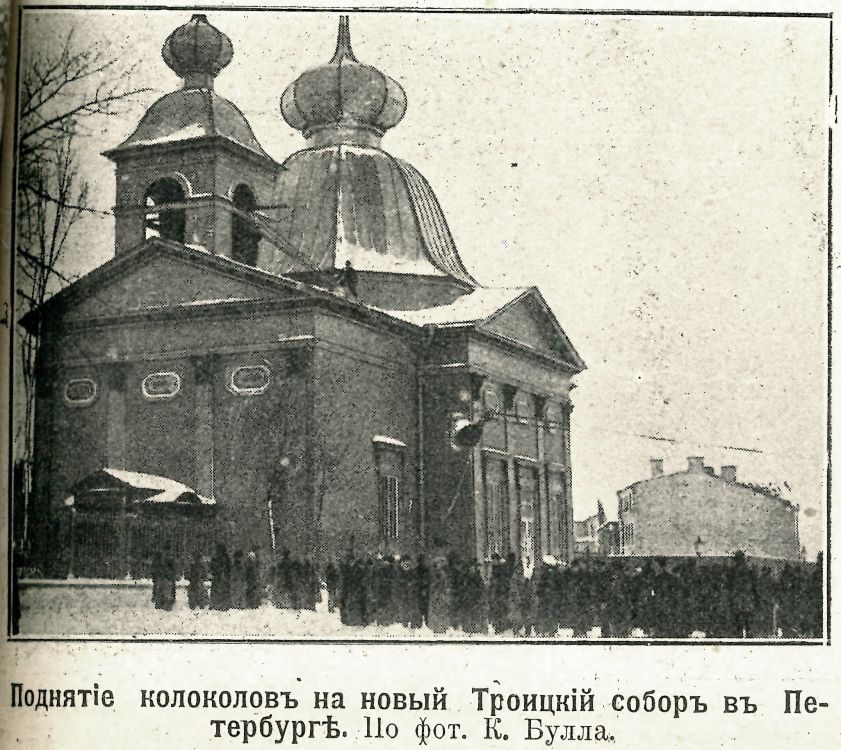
[
  {"x1": 24, "y1": 15, "x2": 585, "y2": 572},
  {"x1": 616, "y1": 458, "x2": 801, "y2": 561},
  {"x1": 573, "y1": 502, "x2": 618, "y2": 557}
]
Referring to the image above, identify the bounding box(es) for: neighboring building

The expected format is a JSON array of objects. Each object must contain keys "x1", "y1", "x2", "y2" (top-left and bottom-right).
[
  {"x1": 573, "y1": 501, "x2": 618, "y2": 557},
  {"x1": 573, "y1": 513, "x2": 601, "y2": 557},
  {"x1": 22, "y1": 15, "x2": 585, "y2": 575},
  {"x1": 616, "y1": 458, "x2": 800, "y2": 561},
  {"x1": 597, "y1": 519, "x2": 619, "y2": 557}
]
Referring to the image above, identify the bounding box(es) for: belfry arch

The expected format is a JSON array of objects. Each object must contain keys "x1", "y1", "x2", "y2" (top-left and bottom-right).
[
  {"x1": 230, "y1": 183, "x2": 260, "y2": 265},
  {"x1": 144, "y1": 177, "x2": 186, "y2": 243}
]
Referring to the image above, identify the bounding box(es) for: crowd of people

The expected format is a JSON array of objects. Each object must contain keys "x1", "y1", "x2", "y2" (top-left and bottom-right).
[{"x1": 149, "y1": 546, "x2": 823, "y2": 639}]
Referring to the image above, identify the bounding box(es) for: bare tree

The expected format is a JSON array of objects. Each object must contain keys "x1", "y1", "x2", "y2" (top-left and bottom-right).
[{"x1": 15, "y1": 28, "x2": 150, "y2": 551}]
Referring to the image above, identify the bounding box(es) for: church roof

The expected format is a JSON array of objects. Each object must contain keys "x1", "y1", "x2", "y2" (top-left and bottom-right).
[
  {"x1": 106, "y1": 88, "x2": 274, "y2": 162},
  {"x1": 381, "y1": 285, "x2": 587, "y2": 372},
  {"x1": 270, "y1": 143, "x2": 477, "y2": 285},
  {"x1": 381, "y1": 287, "x2": 529, "y2": 326},
  {"x1": 25, "y1": 237, "x2": 581, "y2": 371}
]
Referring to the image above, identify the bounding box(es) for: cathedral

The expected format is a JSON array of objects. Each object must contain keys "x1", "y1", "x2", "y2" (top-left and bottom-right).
[{"x1": 24, "y1": 15, "x2": 585, "y2": 574}]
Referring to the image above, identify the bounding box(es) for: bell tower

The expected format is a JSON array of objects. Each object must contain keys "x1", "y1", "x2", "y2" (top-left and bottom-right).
[{"x1": 105, "y1": 14, "x2": 278, "y2": 262}]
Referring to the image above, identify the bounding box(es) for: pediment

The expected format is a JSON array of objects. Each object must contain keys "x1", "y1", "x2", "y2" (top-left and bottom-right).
[
  {"x1": 35, "y1": 240, "x2": 306, "y2": 324},
  {"x1": 478, "y1": 290, "x2": 585, "y2": 371}
]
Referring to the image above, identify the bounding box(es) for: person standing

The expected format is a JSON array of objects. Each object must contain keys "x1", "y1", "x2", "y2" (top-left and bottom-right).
[
  {"x1": 187, "y1": 554, "x2": 209, "y2": 610},
  {"x1": 416, "y1": 553, "x2": 430, "y2": 628},
  {"x1": 245, "y1": 550, "x2": 262, "y2": 609},
  {"x1": 428, "y1": 557, "x2": 453, "y2": 634},
  {"x1": 507, "y1": 558, "x2": 527, "y2": 637},
  {"x1": 209, "y1": 543, "x2": 232, "y2": 611},
  {"x1": 325, "y1": 558, "x2": 341, "y2": 613},
  {"x1": 462, "y1": 561, "x2": 488, "y2": 635},
  {"x1": 151, "y1": 550, "x2": 165, "y2": 609}
]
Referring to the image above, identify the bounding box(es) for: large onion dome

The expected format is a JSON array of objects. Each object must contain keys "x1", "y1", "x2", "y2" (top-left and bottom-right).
[
  {"x1": 280, "y1": 16, "x2": 407, "y2": 147},
  {"x1": 271, "y1": 17, "x2": 476, "y2": 287}
]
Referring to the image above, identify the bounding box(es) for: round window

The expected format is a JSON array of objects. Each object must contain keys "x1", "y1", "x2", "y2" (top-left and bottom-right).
[
  {"x1": 64, "y1": 378, "x2": 97, "y2": 406},
  {"x1": 141, "y1": 371, "x2": 181, "y2": 400},
  {"x1": 229, "y1": 365, "x2": 271, "y2": 395}
]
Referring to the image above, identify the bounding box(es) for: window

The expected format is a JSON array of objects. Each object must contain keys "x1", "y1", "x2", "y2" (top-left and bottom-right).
[
  {"x1": 64, "y1": 378, "x2": 97, "y2": 407},
  {"x1": 145, "y1": 178, "x2": 186, "y2": 243},
  {"x1": 231, "y1": 184, "x2": 260, "y2": 265},
  {"x1": 622, "y1": 522, "x2": 635, "y2": 548},
  {"x1": 501, "y1": 384, "x2": 517, "y2": 413},
  {"x1": 378, "y1": 475, "x2": 400, "y2": 541},
  {"x1": 228, "y1": 364, "x2": 270, "y2": 395},
  {"x1": 374, "y1": 441, "x2": 405, "y2": 546},
  {"x1": 517, "y1": 464, "x2": 539, "y2": 568},
  {"x1": 141, "y1": 371, "x2": 181, "y2": 400},
  {"x1": 483, "y1": 459, "x2": 509, "y2": 558},
  {"x1": 545, "y1": 402, "x2": 561, "y2": 434},
  {"x1": 515, "y1": 393, "x2": 531, "y2": 424},
  {"x1": 548, "y1": 472, "x2": 568, "y2": 558},
  {"x1": 483, "y1": 386, "x2": 501, "y2": 415}
]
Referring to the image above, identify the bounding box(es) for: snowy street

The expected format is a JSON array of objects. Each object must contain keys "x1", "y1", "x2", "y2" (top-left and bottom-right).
[{"x1": 18, "y1": 580, "x2": 615, "y2": 640}]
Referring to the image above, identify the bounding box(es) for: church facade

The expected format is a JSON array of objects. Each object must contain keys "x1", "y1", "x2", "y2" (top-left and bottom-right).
[{"x1": 24, "y1": 15, "x2": 585, "y2": 572}]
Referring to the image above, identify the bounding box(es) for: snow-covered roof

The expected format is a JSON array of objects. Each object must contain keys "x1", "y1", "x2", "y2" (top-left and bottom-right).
[
  {"x1": 106, "y1": 89, "x2": 274, "y2": 163},
  {"x1": 372, "y1": 435, "x2": 408, "y2": 448},
  {"x1": 179, "y1": 297, "x2": 254, "y2": 307},
  {"x1": 101, "y1": 468, "x2": 215, "y2": 505},
  {"x1": 380, "y1": 287, "x2": 528, "y2": 327}
]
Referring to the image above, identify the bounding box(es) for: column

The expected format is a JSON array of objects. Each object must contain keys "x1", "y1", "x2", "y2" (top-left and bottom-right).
[
  {"x1": 535, "y1": 396, "x2": 549, "y2": 560},
  {"x1": 507, "y1": 458, "x2": 518, "y2": 555},
  {"x1": 562, "y1": 400, "x2": 574, "y2": 562},
  {"x1": 193, "y1": 355, "x2": 215, "y2": 498},
  {"x1": 106, "y1": 363, "x2": 127, "y2": 469},
  {"x1": 470, "y1": 374, "x2": 487, "y2": 564},
  {"x1": 473, "y1": 446, "x2": 485, "y2": 564},
  {"x1": 501, "y1": 385, "x2": 519, "y2": 554}
]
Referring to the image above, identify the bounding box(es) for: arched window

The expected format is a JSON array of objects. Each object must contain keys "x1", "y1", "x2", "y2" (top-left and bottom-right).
[
  {"x1": 145, "y1": 178, "x2": 186, "y2": 243},
  {"x1": 231, "y1": 184, "x2": 260, "y2": 265}
]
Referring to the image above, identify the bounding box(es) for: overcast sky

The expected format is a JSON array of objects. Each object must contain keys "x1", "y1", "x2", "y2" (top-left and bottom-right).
[{"x1": 18, "y1": 9, "x2": 830, "y2": 556}]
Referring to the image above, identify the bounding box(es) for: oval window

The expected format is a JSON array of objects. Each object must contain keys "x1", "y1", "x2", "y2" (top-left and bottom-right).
[
  {"x1": 229, "y1": 365, "x2": 270, "y2": 395},
  {"x1": 64, "y1": 378, "x2": 97, "y2": 406},
  {"x1": 141, "y1": 371, "x2": 181, "y2": 400}
]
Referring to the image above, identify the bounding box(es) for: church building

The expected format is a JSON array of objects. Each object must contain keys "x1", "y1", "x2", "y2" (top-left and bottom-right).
[{"x1": 24, "y1": 15, "x2": 585, "y2": 574}]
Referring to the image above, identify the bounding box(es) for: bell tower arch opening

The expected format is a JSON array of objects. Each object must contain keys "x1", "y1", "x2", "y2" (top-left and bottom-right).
[
  {"x1": 230, "y1": 183, "x2": 260, "y2": 266},
  {"x1": 144, "y1": 177, "x2": 186, "y2": 243}
]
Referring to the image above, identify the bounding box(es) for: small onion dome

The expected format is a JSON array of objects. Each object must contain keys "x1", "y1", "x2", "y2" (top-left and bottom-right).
[
  {"x1": 281, "y1": 16, "x2": 407, "y2": 146},
  {"x1": 162, "y1": 14, "x2": 233, "y2": 89}
]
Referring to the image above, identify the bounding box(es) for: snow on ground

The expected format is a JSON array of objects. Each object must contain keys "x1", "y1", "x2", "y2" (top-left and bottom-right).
[{"x1": 18, "y1": 582, "x2": 630, "y2": 640}]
